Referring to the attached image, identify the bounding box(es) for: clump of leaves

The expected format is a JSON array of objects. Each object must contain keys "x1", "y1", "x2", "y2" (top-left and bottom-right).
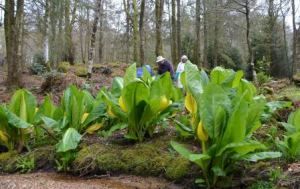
[
  {"x1": 276, "y1": 109, "x2": 300, "y2": 161},
  {"x1": 16, "y1": 155, "x2": 35, "y2": 173},
  {"x1": 171, "y1": 63, "x2": 281, "y2": 188},
  {"x1": 0, "y1": 89, "x2": 37, "y2": 152},
  {"x1": 101, "y1": 63, "x2": 182, "y2": 142}
]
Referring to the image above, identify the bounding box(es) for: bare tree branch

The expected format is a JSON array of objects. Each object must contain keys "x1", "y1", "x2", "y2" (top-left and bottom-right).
[{"x1": 0, "y1": 3, "x2": 5, "y2": 11}]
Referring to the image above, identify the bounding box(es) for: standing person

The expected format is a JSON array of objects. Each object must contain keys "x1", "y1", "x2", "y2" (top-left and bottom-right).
[
  {"x1": 176, "y1": 55, "x2": 189, "y2": 88},
  {"x1": 156, "y1": 56, "x2": 175, "y2": 80}
]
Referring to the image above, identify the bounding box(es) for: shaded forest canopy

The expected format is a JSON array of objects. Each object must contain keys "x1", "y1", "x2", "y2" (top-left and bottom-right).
[{"x1": 0, "y1": 0, "x2": 300, "y2": 88}]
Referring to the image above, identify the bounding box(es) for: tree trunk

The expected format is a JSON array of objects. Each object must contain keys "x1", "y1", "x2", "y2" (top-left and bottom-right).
[
  {"x1": 245, "y1": 0, "x2": 252, "y2": 63},
  {"x1": 292, "y1": 0, "x2": 297, "y2": 74},
  {"x1": 268, "y1": 0, "x2": 280, "y2": 77},
  {"x1": 87, "y1": 0, "x2": 102, "y2": 79},
  {"x1": 139, "y1": 0, "x2": 146, "y2": 66},
  {"x1": 203, "y1": 0, "x2": 208, "y2": 68},
  {"x1": 98, "y1": 1, "x2": 105, "y2": 64},
  {"x1": 132, "y1": 0, "x2": 139, "y2": 62},
  {"x1": 245, "y1": 0, "x2": 254, "y2": 80},
  {"x1": 176, "y1": 0, "x2": 181, "y2": 58},
  {"x1": 4, "y1": 0, "x2": 24, "y2": 89},
  {"x1": 155, "y1": 0, "x2": 164, "y2": 56},
  {"x1": 43, "y1": 0, "x2": 50, "y2": 63},
  {"x1": 171, "y1": 0, "x2": 178, "y2": 65},
  {"x1": 213, "y1": 0, "x2": 219, "y2": 67},
  {"x1": 64, "y1": 0, "x2": 75, "y2": 65},
  {"x1": 123, "y1": 0, "x2": 131, "y2": 64},
  {"x1": 194, "y1": 0, "x2": 201, "y2": 66},
  {"x1": 79, "y1": 5, "x2": 85, "y2": 64}
]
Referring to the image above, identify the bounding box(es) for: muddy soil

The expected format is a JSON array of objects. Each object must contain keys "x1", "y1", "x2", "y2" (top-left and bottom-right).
[{"x1": 0, "y1": 172, "x2": 182, "y2": 189}]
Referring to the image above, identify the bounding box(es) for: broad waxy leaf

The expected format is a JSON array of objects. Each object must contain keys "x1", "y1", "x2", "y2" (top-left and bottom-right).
[
  {"x1": 288, "y1": 109, "x2": 300, "y2": 131},
  {"x1": 243, "y1": 152, "x2": 282, "y2": 162},
  {"x1": 200, "y1": 84, "x2": 231, "y2": 138},
  {"x1": 57, "y1": 128, "x2": 82, "y2": 152},
  {"x1": 123, "y1": 63, "x2": 137, "y2": 87},
  {"x1": 9, "y1": 89, "x2": 37, "y2": 124}
]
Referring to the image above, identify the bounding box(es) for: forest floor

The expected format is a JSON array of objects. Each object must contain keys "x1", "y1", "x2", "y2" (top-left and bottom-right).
[
  {"x1": 0, "y1": 63, "x2": 127, "y2": 104},
  {"x1": 0, "y1": 172, "x2": 181, "y2": 189}
]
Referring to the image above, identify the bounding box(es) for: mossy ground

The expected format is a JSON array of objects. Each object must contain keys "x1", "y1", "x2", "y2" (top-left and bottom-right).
[
  {"x1": 276, "y1": 85, "x2": 300, "y2": 101},
  {"x1": 73, "y1": 135, "x2": 192, "y2": 180},
  {"x1": 0, "y1": 146, "x2": 55, "y2": 173}
]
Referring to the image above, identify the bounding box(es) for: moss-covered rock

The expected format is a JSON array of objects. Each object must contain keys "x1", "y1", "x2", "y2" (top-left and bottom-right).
[
  {"x1": 73, "y1": 136, "x2": 191, "y2": 180},
  {"x1": 74, "y1": 65, "x2": 88, "y2": 77},
  {"x1": 0, "y1": 151, "x2": 18, "y2": 172},
  {"x1": 58, "y1": 62, "x2": 70, "y2": 73},
  {"x1": 165, "y1": 156, "x2": 191, "y2": 180}
]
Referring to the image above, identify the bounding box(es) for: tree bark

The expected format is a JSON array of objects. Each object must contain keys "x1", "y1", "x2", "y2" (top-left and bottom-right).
[
  {"x1": 43, "y1": 0, "x2": 50, "y2": 63},
  {"x1": 176, "y1": 0, "x2": 181, "y2": 58},
  {"x1": 194, "y1": 0, "x2": 201, "y2": 66},
  {"x1": 87, "y1": 0, "x2": 102, "y2": 79},
  {"x1": 245, "y1": 0, "x2": 252, "y2": 65},
  {"x1": 171, "y1": 0, "x2": 178, "y2": 65},
  {"x1": 123, "y1": 0, "x2": 131, "y2": 64},
  {"x1": 203, "y1": 0, "x2": 208, "y2": 68},
  {"x1": 155, "y1": 0, "x2": 164, "y2": 56},
  {"x1": 64, "y1": 0, "x2": 76, "y2": 65},
  {"x1": 98, "y1": 1, "x2": 105, "y2": 64},
  {"x1": 139, "y1": 0, "x2": 146, "y2": 66},
  {"x1": 4, "y1": 0, "x2": 24, "y2": 89},
  {"x1": 132, "y1": 0, "x2": 139, "y2": 62},
  {"x1": 292, "y1": 0, "x2": 297, "y2": 74},
  {"x1": 213, "y1": 0, "x2": 219, "y2": 67},
  {"x1": 268, "y1": 0, "x2": 280, "y2": 77}
]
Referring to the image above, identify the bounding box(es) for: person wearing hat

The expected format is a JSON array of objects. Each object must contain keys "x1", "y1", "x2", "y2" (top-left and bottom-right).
[
  {"x1": 156, "y1": 56, "x2": 175, "y2": 80},
  {"x1": 175, "y1": 55, "x2": 189, "y2": 88}
]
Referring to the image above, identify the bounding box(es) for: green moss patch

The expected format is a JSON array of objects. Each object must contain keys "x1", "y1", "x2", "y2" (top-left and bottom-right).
[
  {"x1": 0, "y1": 146, "x2": 55, "y2": 173},
  {"x1": 0, "y1": 151, "x2": 18, "y2": 172},
  {"x1": 276, "y1": 85, "x2": 300, "y2": 101},
  {"x1": 73, "y1": 137, "x2": 191, "y2": 180}
]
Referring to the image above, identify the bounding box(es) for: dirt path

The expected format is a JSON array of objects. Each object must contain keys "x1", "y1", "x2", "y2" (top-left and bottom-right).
[{"x1": 0, "y1": 172, "x2": 182, "y2": 189}]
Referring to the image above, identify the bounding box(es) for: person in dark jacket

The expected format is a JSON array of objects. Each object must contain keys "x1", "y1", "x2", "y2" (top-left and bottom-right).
[{"x1": 156, "y1": 56, "x2": 175, "y2": 80}]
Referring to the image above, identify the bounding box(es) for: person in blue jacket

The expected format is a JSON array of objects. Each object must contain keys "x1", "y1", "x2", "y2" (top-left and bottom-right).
[{"x1": 137, "y1": 64, "x2": 154, "y2": 78}]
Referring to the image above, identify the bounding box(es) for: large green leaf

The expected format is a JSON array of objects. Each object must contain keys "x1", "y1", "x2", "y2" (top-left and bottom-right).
[
  {"x1": 3, "y1": 107, "x2": 32, "y2": 129},
  {"x1": 184, "y1": 63, "x2": 203, "y2": 98},
  {"x1": 82, "y1": 102, "x2": 105, "y2": 124},
  {"x1": 217, "y1": 141, "x2": 266, "y2": 157},
  {"x1": 150, "y1": 73, "x2": 173, "y2": 99},
  {"x1": 286, "y1": 132, "x2": 300, "y2": 157},
  {"x1": 246, "y1": 99, "x2": 265, "y2": 135},
  {"x1": 288, "y1": 109, "x2": 300, "y2": 131},
  {"x1": 170, "y1": 141, "x2": 193, "y2": 159},
  {"x1": 237, "y1": 79, "x2": 257, "y2": 101},
  {"x1": 111, "y1": 77, "x2": 124, "y2": 97},
  {"x1": 242, "y1": 152, "x2": 282, "y2": 162},
  {"x1": 9, "y1": 89, "x2": 37, "y2": 124},
  {"x1": 222, "y1": 94, "x2": 248, "y2": 144},
  {"x1": 232, "y1": 70, "x2": 244, "y2": 88},
  {"x1": 122, "y1": 81, "x2": 150, "y2": 112},
  {"x1": 35, "y1": 96, "x2": 62, "y2": 123},
  {"x1": 57, "y1": 128, "x2": 82, "y2": 152},
  {"x1": 210, "y1": 67, "x2": 234, "y2": 85},
  {"x1": 200, "y1": 84, "x2": 231, "y2": 138},
  {"x1": 124, "y1": 63, "x2": 137, "y2": 87},
  {"x1": 0, "y1": 106, "x2": 8, "y2": 128},
  {"x1": 41, "y1": 116, "x2": 59, "y2": 129}
]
